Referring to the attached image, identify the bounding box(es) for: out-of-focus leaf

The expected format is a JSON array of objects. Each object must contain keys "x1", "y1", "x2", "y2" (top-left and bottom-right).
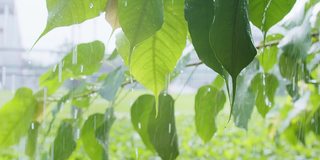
[
  {"x1": 211, "y1": 75, "x2": 225, "y2": 90},
  {"x1": 195, "y1": 86, "x2": 226, "y2": 142},
  {"x1": 37, "y1": 0, "x2": 108, "y2": 43},
  {"x1": 131, "y1": 93, "x2": 179, "y2": 160},
  {"x1": 310, "y1": 107, "x2": 320, "y2": 135},
  {"x1": 95, "y1": 108, "x2": 115, "y2": 154},
  {"x1": 248, "y1": 0, "x2": 296, "y2": 33},
  {"x1": 99, "y1": 67, "x2": 125, "y2": 101},
  {"x1": 279, "y1": 15, "x2": 312, "y2": 80},
  {"x1": 233, "y1": 60, "x2": 259, "y2": 129},
  {"x1": 258, "y1": 46, "x2": 278, "y2": 72},
  {"x1": 25, "y1": 122, "x2": 40, "y2": 158},
  {"x1": 0, "y1": 88, "x2": 38, "y2": 148},
  {"x1": 40, "y1": 41, "x2": 105, "y2": 95},
  {"x1": 171, "y1": 53, "x2": 191, "y2": 80},
  {"x1": 52, "y1": 120, "x2": 76, "y2": 160},
  {"x1": 250, "y1": 73, "x2": 279, "y2": 117},
  {"x1": 116, "y1": 0, "x2": 187, "y2": 98},
  {"x1": 184, "y1": 0, "x2": 224, "y2": 75},
  {"x1": 107, "y1": 49, "x2": 119, "y2": 61},
  {"x1": 105, "y1": 0, "x2": 120, "y2": 30},
  {"x1": 118, "y1": 0, "x2": 164, "y2": 47},
  {"x1": 131, "y1": 95, "x2": 155, "y2": 151},
  {"x1": 81, "y1": 114, "x2": 107, "y2": 160}
]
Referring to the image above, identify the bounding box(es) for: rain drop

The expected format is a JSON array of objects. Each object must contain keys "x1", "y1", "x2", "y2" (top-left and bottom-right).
[
  {"x1": 58, "y1": 62, "x2": 63, "y2": 83},
  {"x1": 72, "y1": 46, "x2": 78, "y2": 65},
  {"x1": 80, "y1": 65, "x2": 84, "y2": 73},
  {"x1": 135, "y1": 148, "x2": 139, "y2": 159},
  {"x1": 89, "y1": 2, "x2": 94, "y2": 9},
  {"x1": 169, "y1": 123, "x2": 172, "y2": 133},
  {"x1": 31, "y1": 122, "x2": 35, "y2": 130},
  {"x1": 138, "y1": 122, "x2": 142, "y2": 129},
  {"x1": 1, "y1": 67, "x2": 6, "y2": 86},
  {"x1": 43, "y1": 87, "x2": 48, "y2": 123},
  {"x1": 124, "y1": 0, "x2": 128, "y2": 7}
]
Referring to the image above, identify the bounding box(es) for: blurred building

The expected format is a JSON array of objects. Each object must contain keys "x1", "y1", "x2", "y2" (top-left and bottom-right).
[{"x1": 0, "y1": 0, "x2": 23, "y2": 90}]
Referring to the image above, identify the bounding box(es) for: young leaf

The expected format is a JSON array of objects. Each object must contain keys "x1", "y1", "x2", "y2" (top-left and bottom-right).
[
  {"x1": 209, "y1": 0, "x2": 257, "y2": 117},
  {"x1": 118, "y1": 0, "x2": 164, "y2": 47},
  {"x1": 249, "y1": 0, "x2": 296, "y2": 33},
  {"x1": 131, "y1": 93, "x2": 179, "y2": 160},
  {"x1": 184, "y1": 0, "x2": 224, "y2": 75},
  {"x1": 195, "y1": 86, "x2": 226, "y2": 142},
  {"x1": 0, "y1": 88, "x2": 38, "y2": 148},
  {"x1": 105, "y1": 0, "x2": 120, "y2": 30},
  {"x1": 51, "y1": 120, "x2": 76, "y2": 160},
  {"x1": 40, "y1": 41, "x2": 105, "y2": 95},
  {"x1": 99, "y1": 67, "x2": 125, "y2": 101},
  {"x1": 250, "y1": 73, "x2": 279, "y2": 117},
  {"x1": 116, "y1": 0, "x2": 187, "y2": 99},
  {"x1": 36, "y1": 0, "x2": 108, "y2": 43}
]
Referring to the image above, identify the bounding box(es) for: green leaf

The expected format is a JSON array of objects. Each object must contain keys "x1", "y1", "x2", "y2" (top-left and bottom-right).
[
  {"x1": 116, "y1": 0, "x2": 187, "y2": 97},
  {"x1": 184, "y1": 0, "x2": 224, "y2": 75},
  {"x1": 0, "y1": 88, "x2": 38, "y2": 148},
  {"x1": 131, "y1": 95, "x2": 155, "y2": 151},
  {"x1": 99, "y1": 67, "x2": 125, "y2": 101},
  {"x1": 248, "y1": 0, "x2": 296, "y2": 33},
  {"x1": 25, "y1": 122, "x2": 40, "y2": 158},
  {"x1": 131, "y1": 93, "x2": 179, "y2": 160},
  {"x1": 210, "y1": 0, "x2": 257, "y2": 79},
  {"x1": 232, "y1": 60, "x2": 259, "y2": 129},
  {"x1": 209, "y1": 0, "x2": 257, "y2": 116},
  {"x1": 195, "y1": 86, "x2": 226, "y2": 142},
  {"x1": 40, "y1": 41, "x2": 105, "y2": 95},
  {"x1": 52, "y1": 120, "x2": 76, "y2": 160},
  {"x1": 211, "y1": 75, "x2": 225, "y2": 90},
  {"x1": 95, "y1": 108, "x2": 116, "y2": 152},
  {"x1": 37, "y1": 0, "x2": 108, "y2": 43},
  {"x1": 250, "y1": 73, "x2": 279, "y2": 117},
  {"x1": 118, "y1": 0, "x2": 164, "y2": 47},
  {"x1": 257, "y1": 46, "x2": 278, "y2": 72},
  {"x1": 81, "y1": 114, "x2": 107, "y2": 160}
]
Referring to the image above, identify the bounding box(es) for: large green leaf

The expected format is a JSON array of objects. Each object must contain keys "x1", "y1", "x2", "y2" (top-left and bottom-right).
[
  {"x1": 209, "y1": 0, "x2": 257, "y2": 79},
  {"x1": 195, "y1": 86, "x2": 226, "y2": 142},
  {"x1": 250, "y1": 73, "x2": 279, "y2": 117},
  {"x1": 184, "y1": 0, "x2": 224, "y2": 75},
  {"x1": 40, "y1": 41, "x2": 105, "y2": 95},
  {"x1": 25, "y1": 122, "x2": 40, "y2": 158},
  {"x1": 118, "y1": 0, "x2": 164, "y2": 47},
  {"x1": 116, "y1": 0, "x2": 187, "y2": 97},
  {"x1": 52, "y1": 120, "x2": 76, "y2": 160},
  {"x1": 37, "y1": 0, "x2": 108, "y2": 42},
  {"x1": 131, "y1": 93, "x2": 179, "y2": 160},
  {"x1": 81, "y1": 114, "x2": 108, "y2": 160},
  {"x1": 99, "y1": 67, "x2": 125, "y2": 101},
  {"x1": 257, "y1": 46, "x2": 278, "y2": 72},
  {"x1": 248, "y1": 0, "x2": 296, "y2": 33},
  {"x1": 0, "y1": 88, "x2": 38, "y2": 148},
  {"x1": 209, "y1": 0, "x2": 257, "y2": 116}
]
